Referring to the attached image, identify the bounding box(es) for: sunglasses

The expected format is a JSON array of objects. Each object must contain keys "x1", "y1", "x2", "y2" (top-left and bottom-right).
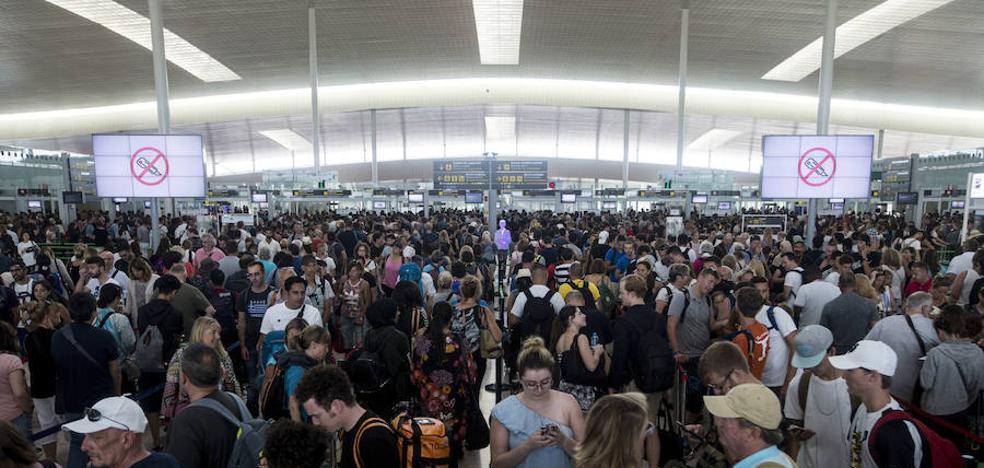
[{"x1": 83, "y1": 407, "x2": 130, "y2": 431}]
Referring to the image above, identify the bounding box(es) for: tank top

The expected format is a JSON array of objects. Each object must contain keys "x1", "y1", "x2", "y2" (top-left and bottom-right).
[
  {"x1": 343, "y1": 279, "x2": 363, "y2": 317},
  {"x1": 382, "y1": 256, "x2": 402, "y2": 288}
]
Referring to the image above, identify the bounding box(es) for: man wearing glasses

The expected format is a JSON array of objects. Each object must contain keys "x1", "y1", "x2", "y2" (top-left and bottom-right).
[
  {"x1": 63, "y1": 396, "x2": 179, "y2": 468},
  {"x1": 236, "y1": 261, "x2": 273, "y2": 411}
]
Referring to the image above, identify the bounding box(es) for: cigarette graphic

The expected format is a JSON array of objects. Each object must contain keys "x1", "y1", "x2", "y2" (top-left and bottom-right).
[
  {"x1": 136, "y1": 157, "x2": 163, "y2": 177},
  {"x1": 804, "y1": 158, "x2": 829, "y2": 177}
]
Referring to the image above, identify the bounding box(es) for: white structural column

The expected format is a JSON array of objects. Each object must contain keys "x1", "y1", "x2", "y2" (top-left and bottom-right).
[
  {"x1": 148, "y1": 0, "x2": 167, "y2": 252},
  {"x1": 309, "y1": 4, "x2": 321, "y2": 176},
  {"x1": 371, "y1": 109, "x2": 378, "y2": 188},
  {"x1": 675, "y1": 0, "x2": 690, "y2": 171},
  {"x1": 622, "y1": 109, "x2": 630, "y2": 189},
  {"x1": 808, "y1": 0, "x2": 837, "y2": 246}
]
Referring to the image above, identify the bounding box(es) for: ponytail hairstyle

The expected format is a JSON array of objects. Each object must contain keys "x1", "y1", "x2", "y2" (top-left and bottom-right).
[
  {"x1": 426, "y1": 302, "x2": 454, "y2": 363},
  {"x1": 517, "y1": 336, "x2": 554, "y2": 377},
  {"x1": 284, "y1": 317, "x2": 310, "y2": 351},
  {"x1": 459, "y1": 275, "x2": 482, "y2": 301}
]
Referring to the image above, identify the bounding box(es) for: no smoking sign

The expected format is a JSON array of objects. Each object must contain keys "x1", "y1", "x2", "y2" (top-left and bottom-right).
[
  {"x1": 129, "y1": 146, "x2": 170, "y2": 186},
  {"x1": 797, "y1": 147, "x2": 836, "y2": 187}
]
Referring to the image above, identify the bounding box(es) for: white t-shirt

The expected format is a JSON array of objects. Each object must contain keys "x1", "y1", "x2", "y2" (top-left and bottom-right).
[
  {"x1": 109, "y1": 269, "x2": 130, "y2": 302},
  {"x1": 824, "y1": 270, "x2": 840, "y2": 287},
  {"x1": 756, "y1": 305, "x2": 796, "y2": 387},
  {"x1": 783, "y1": 268, "x2": 804, "y2": 306},
  {"x1": 260, "y1": 302, "x2": 323, "y2": 335},
  {"x1": 902, "y1": 238, "x2": 921, "y2": 251},
  {"x1": 16, "y1": 241, "x2": 37, "y2": 267},
  {"x1": 958, "y1": 269, "x2": 980, "y2": 306},
  {"x1": 12, "y1": 279, "x2": 33, "y2": 305},
  {"x1": 653, "y1": 259, "x2": 670, "y2": 281},
  {"x1": 420, "y1": 273, "x2": 437, "y2": 300},
  {"x1": 85, "y1": 277, "x2": 120, "y2": 300},
  {"x1": 784, "y1": 370, "x2": 851, "y2": 468},
  {"x1": 510, "y1": 285, "x2": 566, "y2": 318},
  {"x1": 793, "y1": 280, "x2": 842, "y2": 328},
  {"x1": 947, "y1": 251, "x2": 974, "y2": 276},
  {"x1": 849, "y1": 399, "x2": 922, "y2": 468}
]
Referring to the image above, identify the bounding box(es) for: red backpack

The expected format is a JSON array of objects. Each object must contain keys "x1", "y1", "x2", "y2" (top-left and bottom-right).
[{"x1": 868, "y1": 410, "x2": 964, "y2": 467}]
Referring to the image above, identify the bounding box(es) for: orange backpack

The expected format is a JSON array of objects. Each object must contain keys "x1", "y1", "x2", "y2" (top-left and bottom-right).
[{"x1": 390, "y1": 413, "x2": 453, "y2": 468}]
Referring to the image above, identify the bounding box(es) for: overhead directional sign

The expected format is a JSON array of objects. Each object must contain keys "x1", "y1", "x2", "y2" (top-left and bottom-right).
[{"x1": 433, "y1": 160, "x2": 548, "y2": 190}]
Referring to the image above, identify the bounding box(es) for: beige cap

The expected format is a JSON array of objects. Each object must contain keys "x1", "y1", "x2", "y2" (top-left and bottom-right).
[{"x1": 703, "y1": 384, "x2": 781, "y2": 430}]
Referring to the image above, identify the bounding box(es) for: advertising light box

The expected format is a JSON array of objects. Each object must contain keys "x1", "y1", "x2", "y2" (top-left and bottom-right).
[
  {"x1": 760, "y1": 135, "x2": 874, "y2": 199},
  {"x1": 93, "y1": 134, "x2": 206, "y2": 198},
  {"x1": 971, "y1": 173, "x2": 984, "y2": 199}
]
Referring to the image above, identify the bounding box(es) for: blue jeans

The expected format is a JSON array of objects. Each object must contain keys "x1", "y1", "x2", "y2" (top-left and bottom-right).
[
  {"x1": 9, "y1": 412, "x2": 30, "y2": 439},
  {"x1": 63, "y1": 412, "x2": 90, "y2": 468}
]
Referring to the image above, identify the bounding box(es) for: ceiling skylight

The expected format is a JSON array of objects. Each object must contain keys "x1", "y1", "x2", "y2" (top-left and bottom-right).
[
  {"x1": 259, "y1": 129, "x2": 312, "y2": 153},
  {"x1": 472, "y1": 0, "x2": 524, "y2": 65},
  {"x1": 687, "y1": 129, "x2": 743, "y2": 151},
  {"x1": 44, "y1": 0, "x2": 241, "y2": 82},
  {"x1": 762, "y1": 0, "x2": 957, "y2": 82}
]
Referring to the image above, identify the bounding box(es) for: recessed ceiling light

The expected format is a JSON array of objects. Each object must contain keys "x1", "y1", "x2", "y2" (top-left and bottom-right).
[
  {"x1": 472, "y1": 0, "x2": 524, "y2": 65},
  {"x1": 687, "y1": 128, "x2": 742, "y2": 151},
  {"x1": 43, "y1": 0, "x2": 240, "y2": 82},
  {"x1": 259, "y1": 129, "x2": 312, "y2": 152},
  {"x1": 762, "y1": 0, "x2": 958, "y2": 82}
]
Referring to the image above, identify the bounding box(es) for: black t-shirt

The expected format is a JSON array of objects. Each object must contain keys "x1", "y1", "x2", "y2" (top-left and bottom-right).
[
  {"x1": 582, "y1": 307, "x2": 613, "y2": 346},
  {"x1": 165, "y1": 391, "x2": 240, "y2": 468},
  {"x1": 341, "y1": 411, "x2": 399, "y2": 468},
  {"x1": 51, "y1": 323, "x2": 119, "y2": 413},
  {"x1": 24, "y1": 327, "x2": 56, "y2": 398},
  {"x1": 590, "y1": 243, "x2": 610, "y2": 262},
  {"x1": 540, "y1": 246, "x2": 558, "y2": 266},
  {"x1": 236, "y1": 286, "x2": 272, "y2": 345},
  {"x1": 131, "y1": 452, "x2": 182, "y2": 468}
]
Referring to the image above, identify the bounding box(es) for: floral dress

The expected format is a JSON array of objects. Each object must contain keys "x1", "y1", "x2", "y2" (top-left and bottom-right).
[
  {"x1": 160, "y1": 344, "x2": 243, "y2": 425},
  {"x1": 411, "y1": 333, "x2": 476, "y2": 458}
]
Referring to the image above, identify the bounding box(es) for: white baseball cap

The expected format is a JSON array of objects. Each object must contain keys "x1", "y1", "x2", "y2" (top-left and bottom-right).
[
  {"x1": 63, "y1": 397, "x2": 148, "y2": 434},
  {"x1": 828, "y1": 340, "x2": 897, "y2": 376}
]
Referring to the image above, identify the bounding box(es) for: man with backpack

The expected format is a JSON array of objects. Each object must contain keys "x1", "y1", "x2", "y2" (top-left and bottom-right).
[
  {"x1": 508, "y1": 266, "x2": 565, "y2": 341},
  {"x1": 728, "y1": 287, "x2": 771, "y2": 380},
  {"x1": 135, "y1": 274, "x2": 184, "y2": 451},
  {"x1": 830, "y1": 340, "x2": 963, "y2": 467},
  {"x1": 557, "y1": 262, "x2": 599, "y2": 308},
  {"x1": 296, "y1": 365, "x2": 400, "y2": 468},
  {"x1": 611, "y1": 274, "x2": 674, "y2": 421},
  {"x1": 655, "y1": 263, "x2": 690, "y2": 315},
  {"x1": 166, "y1": 344, "x2": 252, "y2": 468}
]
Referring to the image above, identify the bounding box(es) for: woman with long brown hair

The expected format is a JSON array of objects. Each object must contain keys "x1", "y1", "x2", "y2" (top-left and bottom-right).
[{"x1": 575, "y1": 392, "x2": 659, "y2": 468}]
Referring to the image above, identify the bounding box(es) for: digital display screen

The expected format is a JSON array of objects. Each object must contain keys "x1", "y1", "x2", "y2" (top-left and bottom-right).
[
  {"x1": 62, "y1": 191, "x2": 84, "y2": 204},
  {"x1": 144, "y1": 200, "x2": 152, "y2": 209},
  {"x1": 669, "y1": 209, "x2": 681, "y2": 216},
  {"x1": 829, "y1": 198, "x2": 844, "y2": 203},
  {"x1": 951, "y1": 200, "x2": 966, "y2": 209},
  {"x1": 717, "y1": 201, "x2": 732, "y2": 210},
  {"x1": 831, "y1": 202, "x2": 845, "y2": 210},
  {"x1": 251, "y1": 192, "x2": 268, "y2": 203},
  {"x1": 561, "y1": 193, "x2": 577, "y2": 203},
  {"x1": 93, "y1": 134, "x2": 206, "y2": 198},
  {"x1": 27, "y1": 200, "x2": 42, "y2": 209},
  {"x1": 465, "y1": 192, "x2": 483, "y2": 204},
  {"x1": 112, "y1": 197, "x2": 128, "y2": 203},
  {"x1": 896, "y1": 192, "x2": 919, "y2": 205},
  {"x1": 972, "y1": 174, "x2": 984, "y2": 199},
  {"x1": 691, "y1": 195, "x2": 708, "y2": 204},
  {"x1": 408, "y1": 193, "x2": 424, "y2": 203},
  {"x1": 373, "y1": 201, "x2": 386, "y2": 209},
  {"x1": 602, "y1": 201, "x2": 617, "y2": 210},
  {"x1": 760, "y1": 135, "x2": 874, "y2": 199}
]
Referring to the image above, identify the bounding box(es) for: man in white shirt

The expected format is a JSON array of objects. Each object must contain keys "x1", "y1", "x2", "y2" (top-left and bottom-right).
[
  {"x1": 823, "y1": 254, "x2": 853, "y2": 287},
  {"x1": 863, "y1": 292, "x2": 939, "y2": 402},
  {"x1": 780, "y1": 253, "x2": 803, "y2": 308},
  {"x1": 756, "y1": 301, "x2": 797, "y2": 396},
  {"x1": 783, "y1": 325, "x2": 851, "y2": 468},
  {"x1": 793, "y1": 267, "x2": 842, "y2": 328},
  {"x1": 75, "y1": 255, "x2": 120, "y2": 300},
  {"x1": 830, "y1": 341, "x2": 925, "y2": 468},
  {"x1": 259, "y1": 276, "x2": 323, "y2": 354},
  {"x1": 508, "y1": 266, "x2": 565, "y2": 326},
  {"x1": 655, "y1": 263, "x2": 690, "y2": 315},
  {"x1": 946, "y1": 238, "x2": 977, "y2": 277},
  {"x1": 99, "y1": 250, "x2": 128, "y2": 303}
]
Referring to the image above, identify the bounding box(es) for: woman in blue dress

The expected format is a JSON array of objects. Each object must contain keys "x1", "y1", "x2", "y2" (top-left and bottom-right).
[{"x1": 490, "y1": 336, "x2": 585, "y2": 468}]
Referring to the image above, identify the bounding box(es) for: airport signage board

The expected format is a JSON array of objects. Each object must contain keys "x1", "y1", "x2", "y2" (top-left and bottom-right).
[
  {"x1": 93, "y1": 134, "x2": 206, "y2": 198},
  {"x1": 970, "y1": 174, "x2": 984, "y2": 199},
  {"x1": 741, "y1": 214, "x2": 787, "y2": 234},
  {"x1": 433, "y1": 160, "x2": 548, "y2": 190},
  {"x1": 760, "y1": 135, "x2": 874, "y2": 199},
  {"x1": 221, "y1": 214, "x2": 255, "y2": 225}
]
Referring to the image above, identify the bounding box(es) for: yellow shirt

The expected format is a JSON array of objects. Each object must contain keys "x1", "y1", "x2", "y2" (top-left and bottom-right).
[{"x1": 558, "y1": 279, "x2": 601, "y2": 302}]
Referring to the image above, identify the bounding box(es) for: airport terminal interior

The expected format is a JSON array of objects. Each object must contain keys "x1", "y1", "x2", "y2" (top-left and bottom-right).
[{"x1": 2, "y1": 0, "x2": 984, "y2": 467}]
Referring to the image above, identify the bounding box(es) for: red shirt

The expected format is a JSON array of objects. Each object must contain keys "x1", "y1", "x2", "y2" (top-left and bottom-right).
[{"x1": 905, "y1": 277, "x2": 931, "y2": 298}]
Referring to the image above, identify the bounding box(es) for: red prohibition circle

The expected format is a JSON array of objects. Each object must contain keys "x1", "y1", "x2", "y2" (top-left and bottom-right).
[
  {"x1": 129, "y1": 146, "x2": 170, "y2": 186},
  {"x1": 797, "y1": 147, "x2": 836, "y2": 187}
]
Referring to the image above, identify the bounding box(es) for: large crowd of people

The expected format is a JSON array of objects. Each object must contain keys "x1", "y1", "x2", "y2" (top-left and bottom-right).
[{"x1": 0, "y1": 205, "x2": 980, "y2": 467}]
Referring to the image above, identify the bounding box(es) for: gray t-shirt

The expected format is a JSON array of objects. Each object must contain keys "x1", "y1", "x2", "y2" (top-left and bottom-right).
[
  {"x1": 820, "y1": 292, "x2": 879, "y2": 354},
  {"x1": 668, "y1": 285, "x2": 711, "y2": 358},
  {"x1": 865, "y1": 314, "x2": 940, "y2": 401}
]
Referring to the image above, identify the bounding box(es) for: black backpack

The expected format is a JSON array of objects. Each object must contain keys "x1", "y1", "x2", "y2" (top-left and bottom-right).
[
  {"x1": 520, "y1": 290, "x2": 557, "y2": 343},
  {"x1": 206, "y1": 289, "x2": 238, "y2": 341},
  {"x1": 342, "y1": 336, "x2": 391, "y2": 396},
  {"x1": 623, "y1": 314, "x2": 675, "y2": 393},
  {"x1": 660, "y1": 286, "x2": 691, "y2": 318}
]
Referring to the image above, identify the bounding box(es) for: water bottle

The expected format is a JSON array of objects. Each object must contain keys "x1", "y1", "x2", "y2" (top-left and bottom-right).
[{"x1": 591, "y1": 332, "x2": 599, "y2": 347}]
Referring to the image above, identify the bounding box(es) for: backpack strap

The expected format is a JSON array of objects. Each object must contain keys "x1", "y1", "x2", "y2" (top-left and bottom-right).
[
  {"x1": 798, "y1": 371, "x2": 812, "y2": 418},
  {"x1": 188, "y1": 395, "x2": 244, "y2": 427},
  {"x1": 903, "y1": 314, "x2": 927, "y2": 356},
  {"x1": 677, "y1": 288, "x2": 692, "y2": 324},
  {"x1": 765, "y1": 306, "x2": 779, "y2": 331},
  {"x1": 867, "y1": 410, "x2": 921, "y2": 467},
  {"x1": 62, "y1": 327, "x2": 109, "y2": 375},
  {"x1": 353, "y1": 417, "x2": 391, "y2": 468},
  {"x1": 543, "y1": 290, "x2": 555, "y2": 304},
  {"x1": 97, "y1": 312, "x2": 114, "y2": 330}
]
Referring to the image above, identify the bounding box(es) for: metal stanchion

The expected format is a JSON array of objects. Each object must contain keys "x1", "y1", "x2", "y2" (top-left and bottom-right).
[{"x1": 485, "y1": 248, "x2": 510, "y2": 400}]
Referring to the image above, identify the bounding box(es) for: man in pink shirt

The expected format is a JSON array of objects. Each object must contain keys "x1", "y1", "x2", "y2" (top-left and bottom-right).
[{"x1": 193, "y1": 234, "x2": 225, "y2": 268}]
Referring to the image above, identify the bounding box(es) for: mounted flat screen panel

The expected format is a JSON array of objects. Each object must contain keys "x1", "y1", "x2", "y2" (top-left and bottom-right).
[
  {"x1": 465, "y1": 192, "x2": 483, "y2": 204},
  {"x1": 717, "y1": 201, "x2": 732, "y2": 210},
  {"x1": 27, "y1": 200, "x2": 42, "y2": 209},
  {"x1": 951, "y1": 200, "x2": 966, "y2": 209},
  {"x1": 669, "y1": 209, "x2": 681, "y2": 216},
  {"x1": 112, "y1": 197, "x2": 128, "y2": 203},
  {"x1": 93, "y1": 134, "x2": 206, "y2": 198},
  {"x1": 691, "y1": 194, "x2": 708, "y2": 204},
  {"x1": 62, "y1": 192, "x2": 84, "y2": 204},
  {"x1": 373, "y1": 201, "x2": 386, "y2": 210},
  {"x1": 144, "y1": 200, "x2": 152, "y2": 209},
  {"x1": 896, "y1": 192, "x2": 918, "y2": 205},
  {"x1": 831, "y1": 202, "x2": 845, "y2": 210},
  {"x1": 561, "y1": 193, "x2": 576, "y2": 203},
  {"x1": 760, "y1": 135, "x2": 874, "y2": 199},
  {"x1": 971, "y1": 174, "x2": 984, "y2": 199},
  {"x1": 251, "y1": 192, "x2": 268, "y2": 203},
  {"x1": 829, "y1": 198, "x2": 844, "y2": 203},
  {"x1": 408, "y1": 193, "x2": 424, "y2": 203},
  {"x1": 602, "y1": 201, "x2": 617, "y2": 210}
]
